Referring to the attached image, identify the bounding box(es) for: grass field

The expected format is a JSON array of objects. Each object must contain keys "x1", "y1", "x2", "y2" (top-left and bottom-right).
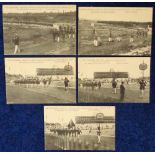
[
  {"x1": 4, "y1": 24, "x2": 76, "y2": 55},
  {"x1": 45, "y1": 133, "x2": 115, "y2": 150},
  {"x1": 6, "y1": 84, "x2": 76, "y2": 104},
  {"x1": 78, "y1": 84, "x2": 150, "y2": 103},
  {"x1": 78, "y1": 20, "x2": 151, "y2": 55}
]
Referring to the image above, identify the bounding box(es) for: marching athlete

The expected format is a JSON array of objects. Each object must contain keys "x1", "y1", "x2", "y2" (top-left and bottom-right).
[
  {"x1": 97, "y1": 125, "x2": 101, "y2": 144},
  {"x1": 64, "y1": 77, "x2": 69, "y2": 91},
  {"x1": 139, "y1": 79, "x2": 146, "y2": 98},
  {"x1": 112, "y1": 79, "x2": 117, "y2": 94},
  {"x1": 98, "y1": 81, "x2": 101, "y2": 90},
  {"x1": 13, "y1": 33, "x2": 20, "y2": 54}
]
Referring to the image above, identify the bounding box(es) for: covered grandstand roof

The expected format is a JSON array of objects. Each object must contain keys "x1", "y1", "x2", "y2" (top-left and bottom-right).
[
  {"x1": 36, "y1": 65, "x2": 74, "y2": 76},
  {"x1": 94, "y1": 72, "x2": 129, "y2": 79},
  {"x1": 75, "y1": 115, "x2": 115, "y2": 124}
]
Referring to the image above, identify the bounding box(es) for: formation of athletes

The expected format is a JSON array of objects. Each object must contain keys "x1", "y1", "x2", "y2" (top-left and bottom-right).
[
  {"x1": 91, "y1": 24, "x2": 151, "y2": 47},
  {"x1": 48, "y1": 121, "x2": 109, "y2": 145},
  {"x1": 13, "y1": 76, "x2": 70, "y2": 91},
  {"x1": 52, "y1": 24, "x2": 75, "y2": 43}
]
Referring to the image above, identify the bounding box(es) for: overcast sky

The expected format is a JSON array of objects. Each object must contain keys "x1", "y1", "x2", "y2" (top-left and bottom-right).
[
  {"x1": 44, "y1": 106, "x2": 115, "y2": 124},
  {"x1": 5, "y1": 58, "x2": 75, "y2": 76},
  {"x1": 3, "y1": 5, "x2": 76, "y2": 13},
  {"x1": 79, "y1": 7, "x2": 153, "y2": 22},
  {"x1": 78, "y1": 57, "x2": 150, "y2": 79}
]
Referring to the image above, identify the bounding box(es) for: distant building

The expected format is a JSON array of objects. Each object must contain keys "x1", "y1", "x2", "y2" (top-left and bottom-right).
[
  {"x1": 5, "y1": 73, "x2": 23, "y2": 83},
  {"x1": 45, "y1": 122, "x2": 62, "y2": 131}
]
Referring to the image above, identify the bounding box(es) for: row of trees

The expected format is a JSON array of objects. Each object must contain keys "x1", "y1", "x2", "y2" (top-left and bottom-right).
[
  {"x1": 97, "y1": 20, "x2": 152, "y2": 28},
  {"x1": 3, "y1": 11, "x2": 76, "y2": 24}
]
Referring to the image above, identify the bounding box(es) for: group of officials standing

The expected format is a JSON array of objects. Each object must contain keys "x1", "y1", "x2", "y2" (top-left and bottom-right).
[{"x1": 111, "y1": 79, "x2": 147, "y2": 102}]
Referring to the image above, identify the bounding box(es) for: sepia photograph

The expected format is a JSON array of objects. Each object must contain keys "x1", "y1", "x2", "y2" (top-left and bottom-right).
[
  {"x1": 78, "y1": 7, "x2": 153, "y2": 56},
  {"x1": 3, "y1": 5, "x2": 76, "y2": 55},
  {"x1": 44, "y1": 106, "x2": 115, "y2": 150},
  {"x1": 78, "y1": 57, "x2": 150, "y2": 103},
  {"x1": 5, "y1": 58, "x2": 76, "y2": 104}
]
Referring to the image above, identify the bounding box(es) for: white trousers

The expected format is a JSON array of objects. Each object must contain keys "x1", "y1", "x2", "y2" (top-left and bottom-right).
[
  {"x1": 14, "y1": 45, "x2": 20, "y2": 54},
  {"x1": 94, "y1": 40, "x2": 98, "y2": 46},
  {"x1": 98, "y1": 135, "x2": 101, "y2": 143},
  {"x1": 140, "y1": 90, "x2": 144, "y2": 97},
  {"x1": 130, "y1": 38, "x2": 134, "y2": 43},
  {"x1": 108, "y1": 37, "x2": 112, "y2": 42}
]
